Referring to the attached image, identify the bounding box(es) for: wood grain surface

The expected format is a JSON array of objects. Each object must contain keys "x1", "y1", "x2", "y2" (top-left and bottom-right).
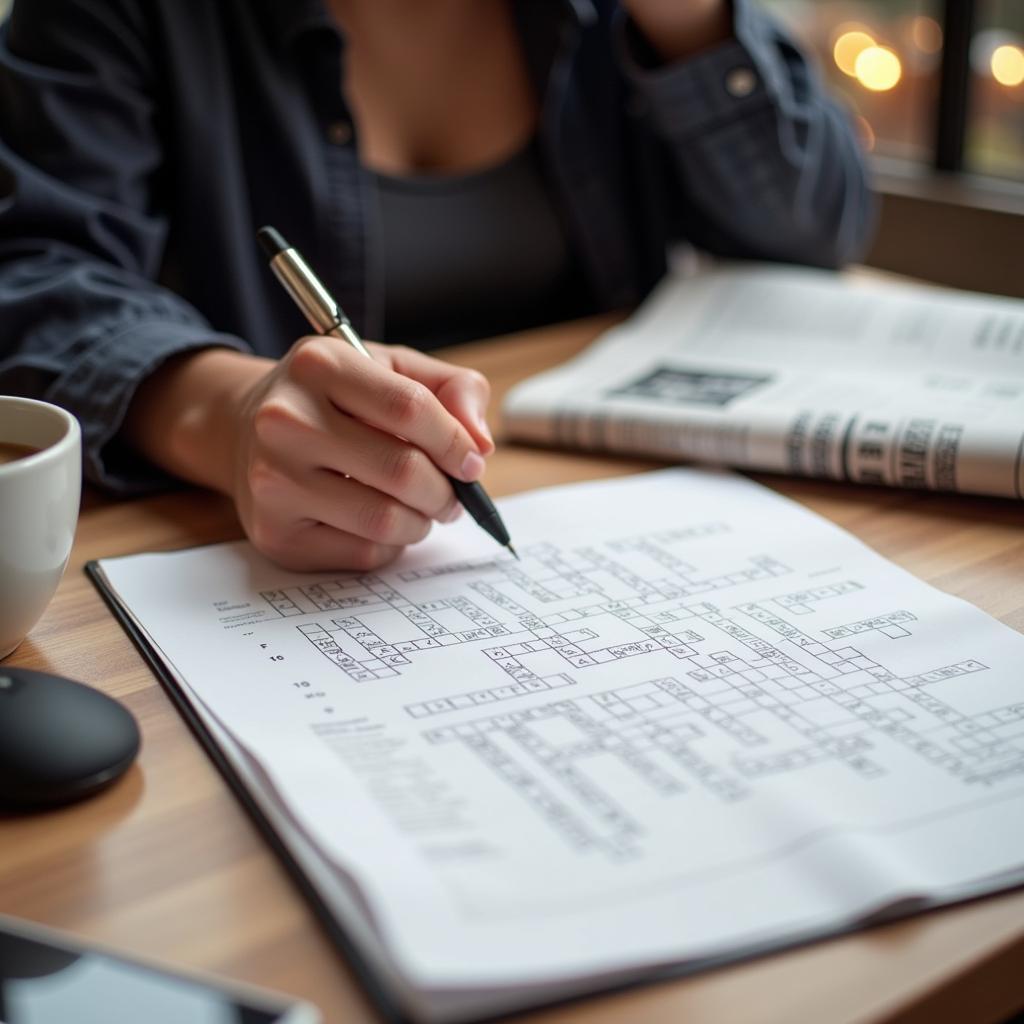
[{"x1": 1, "y1": 315, "x2": 1022, "y2": 1024}]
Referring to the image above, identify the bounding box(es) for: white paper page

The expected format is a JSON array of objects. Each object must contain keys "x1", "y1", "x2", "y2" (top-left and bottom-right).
[
  {"x1": 98, "y1": 470, "x2": 1024, "y2": 989},
  {"x1": 642, "y1": 264, "x2": 1024, "y2": 373},
  {"x1": 121, "y1": 634, "x2": 570, "y2": 1023},
  {"x1": 503, "y1": 265, "x2": 1024, "y2": 497}
]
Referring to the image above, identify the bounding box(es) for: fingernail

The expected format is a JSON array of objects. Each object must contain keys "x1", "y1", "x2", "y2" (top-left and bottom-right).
[{"x1": 460, "y1": 451, "x2": 485, "y2": 481}]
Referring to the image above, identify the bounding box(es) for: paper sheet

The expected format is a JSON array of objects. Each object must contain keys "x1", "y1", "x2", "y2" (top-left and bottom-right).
[{"x1": 98, "y1": 470, "x2": 1024, "y2": 989}]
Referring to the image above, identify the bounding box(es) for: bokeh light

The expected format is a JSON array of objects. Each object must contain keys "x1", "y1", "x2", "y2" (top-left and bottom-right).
[
  {"x1": 833, "y1": 26, "x2": 877, "y2": 76},
  {"x1": 854, "y1": 114, "x2": 876, "y2": 152},
  {"x1": 855, "y1": 46, "x2": 903, "y2": 91},
  {"x1": 991, "y1": 44, "x2": 1024, "y2": 87},
  {"x1": 759, "y1": 0, "x2": 1024, "y2": 178},
  {"x1": 909, "y1": 15, "x2": 942, "y2": 54}
]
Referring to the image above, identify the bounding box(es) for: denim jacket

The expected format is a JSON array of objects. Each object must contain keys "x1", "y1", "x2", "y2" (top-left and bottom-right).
[{"x1": 0, "y1": 0, "x2": 874, "y2": 491}]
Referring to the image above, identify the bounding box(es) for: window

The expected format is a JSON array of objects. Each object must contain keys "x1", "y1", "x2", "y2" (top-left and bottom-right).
[
  {"x1": 968, "y1": 0, "x2": 1024, "y2": 179},
  {"x1": 762, "y1": 0, "x2": 942, "y2": 164},
  {"x1": 763, "y1": 0, "x2": 1024, "y2": 182},
  {"x1": 762, "y1": 0, "x2": 1022, "y2": 298}
]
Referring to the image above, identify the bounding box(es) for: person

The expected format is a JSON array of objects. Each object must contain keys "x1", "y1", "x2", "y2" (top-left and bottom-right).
[{"x1": 0, "y1": 0, "x2": 874, "y2": 570}]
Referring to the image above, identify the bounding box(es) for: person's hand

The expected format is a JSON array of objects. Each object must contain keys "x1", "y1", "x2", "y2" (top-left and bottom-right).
[
  {"x1": 125, "y1": 339, "x2": 494, "y2": 571},
  {"x1": 227, "y1": 337, "x2": 494, "y2": 570}
]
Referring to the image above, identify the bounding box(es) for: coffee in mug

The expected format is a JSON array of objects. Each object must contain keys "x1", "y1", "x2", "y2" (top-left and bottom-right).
[
  {"x1": 0, "y1": 397, "x2": 82, "y2": 659},
  {"x1": 0, "y1": 441, "x2": 42, "y2": 465}
]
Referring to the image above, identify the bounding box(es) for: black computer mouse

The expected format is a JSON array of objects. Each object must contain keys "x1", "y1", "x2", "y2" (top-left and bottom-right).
[{"x1": 0, "y1": 667, "x2": 140, "y2": 809}]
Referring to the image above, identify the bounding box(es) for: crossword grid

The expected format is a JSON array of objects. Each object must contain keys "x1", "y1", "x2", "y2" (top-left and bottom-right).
[
  {"x1": 262, "y1": 534, "x2": 790, "y2": 686},
  {"x1": 771, "y1": 580, "x2": 864, "y2": 615},
  {"x1": 423, "y1": 629, "x2": 1019, "y2": 860},
  {"x1": 256, "y1": 530, "x2": 1024, "y2": 862},
  {"x1": 406, "y1": 673, "x2": 576, "y2": 718},
  {"x1": 410, "y1": 584, "x2": 1020, "y2": 860}
]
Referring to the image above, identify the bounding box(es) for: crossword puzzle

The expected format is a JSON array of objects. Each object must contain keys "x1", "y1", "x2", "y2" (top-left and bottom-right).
[
  {"x1": 254, "y1": 530, "x2": 1024, "y2": 861},
  {"x1": 422, "y1": 618, "x2": 1018, "y2": 860},
  {"x1": 260, "y1": 530, "x2": 790, "y2": 687},
  {"x1": 257, "y1": 535, "x2": 1023, "y2": 863},
  {"x1": 108, "y1": 460, "x2": 1024, "y2": 948}
]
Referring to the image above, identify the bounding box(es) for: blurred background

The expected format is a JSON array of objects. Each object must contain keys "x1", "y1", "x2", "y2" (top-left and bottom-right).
[
  {"x1": 0, "y1": 0, "x2": 1019, "y2": 294},
  {"x1": 764, "y1": 0, "x2": 1023, "y2": 180},
  {"x1": 758, "y1": 0, "x2": 1023, "y2": 297}
]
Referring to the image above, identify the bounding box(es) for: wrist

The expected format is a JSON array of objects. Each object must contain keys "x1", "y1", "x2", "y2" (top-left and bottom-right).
[{"x1": 126, "y1": 347, "x2": 273, "y2": 494}]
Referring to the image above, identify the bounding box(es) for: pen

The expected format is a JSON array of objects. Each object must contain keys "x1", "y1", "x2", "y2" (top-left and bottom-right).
[{"x1": 256, "y1": 225, "x2": 518, "y2": 560}]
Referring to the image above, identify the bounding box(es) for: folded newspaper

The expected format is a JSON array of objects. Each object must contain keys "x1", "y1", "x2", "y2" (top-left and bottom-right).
[{"x1": 503, "y1": 263, "x2": 1024, "y2": 500}]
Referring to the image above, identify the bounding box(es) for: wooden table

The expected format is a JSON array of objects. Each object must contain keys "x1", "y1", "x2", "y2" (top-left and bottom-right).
[{"x1": 2, "y1": 317, "x2": 1023, "y2": 1024}]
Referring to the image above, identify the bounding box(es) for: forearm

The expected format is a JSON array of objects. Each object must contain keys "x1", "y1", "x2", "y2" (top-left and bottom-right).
[
  {"x1": 623, "y1": 0, "x2": 732, "y2": 61},
  {"x1": 618, "y1": 0, "x2": 875, "y2": 266},
  {"x1": 124, "y1": 348, "x2": 273, "y2": 495}
]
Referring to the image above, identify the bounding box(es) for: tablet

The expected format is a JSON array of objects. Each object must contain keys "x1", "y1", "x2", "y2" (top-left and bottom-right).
[{"x1": 0, "y1": 914, "x2": 320, "y2": 1024}]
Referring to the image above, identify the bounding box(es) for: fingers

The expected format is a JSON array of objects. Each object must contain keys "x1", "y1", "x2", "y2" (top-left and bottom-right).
[
  {"x1": 289, "y1": 338, "x2": 487, "y2": 481},
  {"x1": 382, "y1": 345, "x2": 495, "y2": 456},
  {"x1": 250, "y1": 450, "x2": 444, "y2": 544},
  {"x1": 253, "y1": 392, "x2": 462, "y2": 522},
  {"x1": 243, "y1": 463, "x2": 423, "y2": 571},
  {"x1": 299, "y1": 469, "x2": 436, "y2": 547},
  {"x1": 294, "y1": 523, "x2": 402, "y2": 573},
  {"x1": 260, "y1": 521, "x2": 402, "y2": 573},
  {"x1": 237, "y1": 335, "x2": 496, "y2": 573}
]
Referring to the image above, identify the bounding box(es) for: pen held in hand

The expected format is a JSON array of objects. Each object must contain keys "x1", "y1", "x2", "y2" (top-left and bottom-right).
[{"x1": 256, "y1": 225, "x2": 518, "y2": 560}]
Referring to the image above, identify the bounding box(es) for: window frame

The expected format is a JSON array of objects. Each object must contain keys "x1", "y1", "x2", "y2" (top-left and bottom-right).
[
  {"x1": 856, "y1": 0, "x2": 1024, "y2": 297},
  {"x1": 934, "y1": 0, "x2": 976, "y2": 172}
]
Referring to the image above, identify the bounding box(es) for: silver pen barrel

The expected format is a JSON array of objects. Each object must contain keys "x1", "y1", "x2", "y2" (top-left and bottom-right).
[
  {"x1": 267, "y1": 246, "x2": 372, "y2": 358},
  {"x1": 328, "y1": 320, "x2": 372, "y2": 357}
]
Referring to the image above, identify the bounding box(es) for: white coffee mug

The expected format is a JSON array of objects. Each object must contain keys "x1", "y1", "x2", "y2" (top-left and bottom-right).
[{"x1": 0, "y1": 396, "x2": 82, "y2": 659}]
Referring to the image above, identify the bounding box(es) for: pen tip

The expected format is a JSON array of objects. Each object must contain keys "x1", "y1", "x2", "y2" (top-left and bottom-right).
[{"x1": 507, "y1": 544, "x2": 520, "y2": 561}]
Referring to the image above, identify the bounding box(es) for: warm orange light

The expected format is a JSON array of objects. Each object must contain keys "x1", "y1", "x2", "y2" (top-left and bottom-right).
[
  {"x1": 855, "y1": 115, "x2": 876, "y2": 153},
  {"x1": 834, "y1": 28, "x2": 876, "y2": 76},
  {"x1": 991, "y1": 44, "x2": 1024, "y2": 87},
  {"x1": 910, "y1": 15, "x2": 942, "y2": 54},
  {"x1": 855, "y1": 46, "x2": 902, "y2": 91}
]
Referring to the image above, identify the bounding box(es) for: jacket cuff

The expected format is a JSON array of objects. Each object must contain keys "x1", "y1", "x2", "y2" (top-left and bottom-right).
[
  {"x1": 615, "y1": 0, "x2": 789, "y2": 139},
  {"x1": 43, "y1": 316, "x2": 248, "y2": 496}
]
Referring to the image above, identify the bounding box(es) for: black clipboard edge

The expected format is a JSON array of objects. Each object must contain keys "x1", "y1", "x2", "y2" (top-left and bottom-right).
[
  {"x1": 84, "y1": 559, "x2": 1024, "y2": 1024},
  {"x1": 85, "y1": 559, "x2": 408, "y2": 1024}
]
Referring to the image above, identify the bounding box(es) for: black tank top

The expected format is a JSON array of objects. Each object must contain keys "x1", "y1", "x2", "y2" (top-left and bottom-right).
[{"x1": 374, "y1": 140, "x2": 591, "y2": 350}]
